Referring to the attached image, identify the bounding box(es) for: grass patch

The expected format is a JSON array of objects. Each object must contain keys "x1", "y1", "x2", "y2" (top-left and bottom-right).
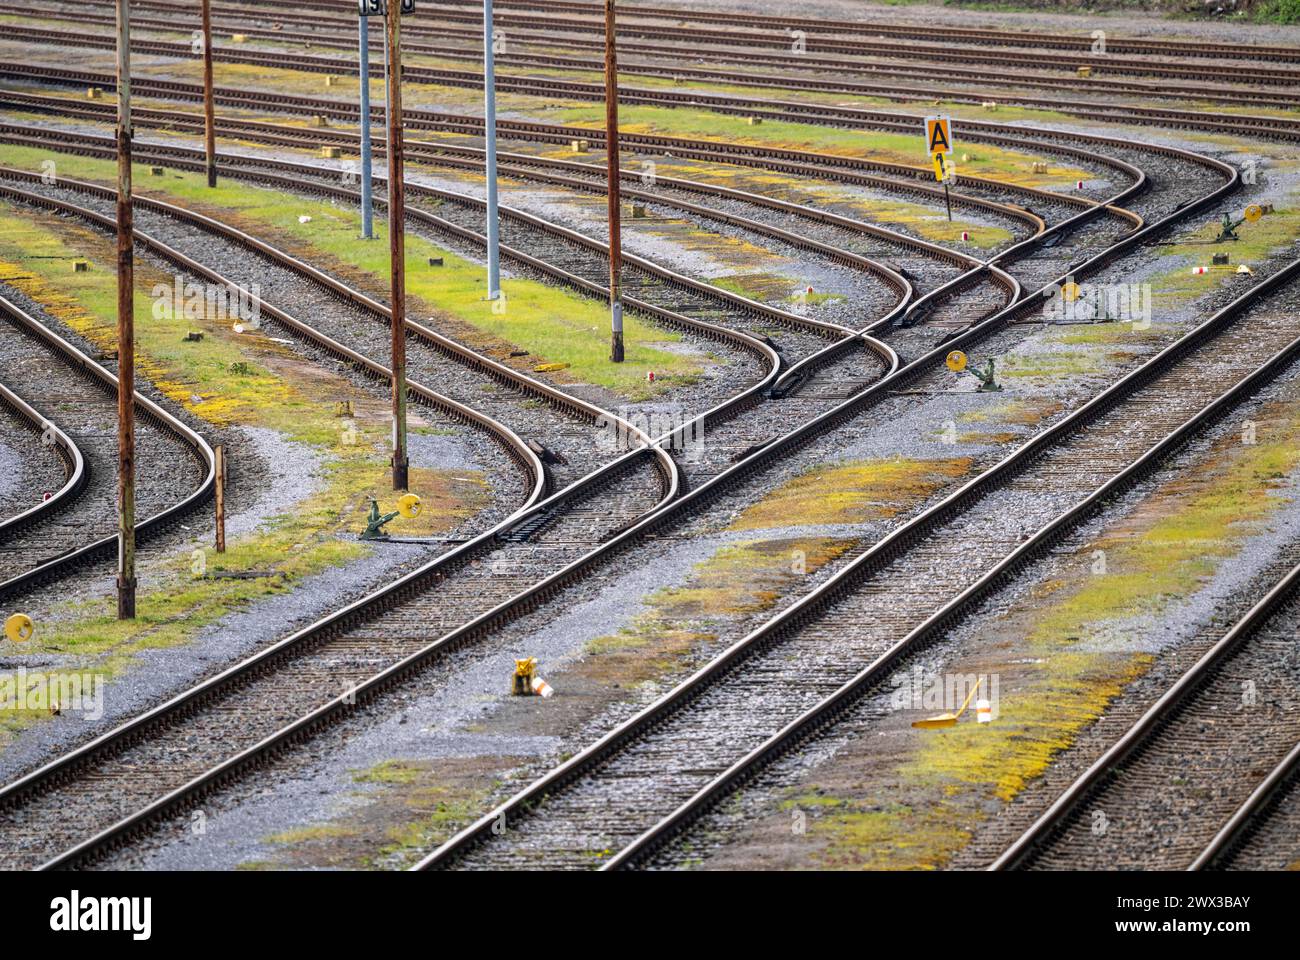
[
  {"x1": 0, "y1": 206, "x2": 486, "y2": 744},
  {"x1": 729, "y1": 457, "x2": 972, "y2": 530},
  {"x1": 0, "y1": 142, "x2": 711, "y2": 401},
  {"x1": 803, "y1": 391, "x2": 1300, "y2": 868}
]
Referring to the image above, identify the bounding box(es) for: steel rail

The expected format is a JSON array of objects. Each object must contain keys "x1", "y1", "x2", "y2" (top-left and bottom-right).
[
  {"x1": 414, "y1": 138, "x2": 1238, "y2": 871},
  {"x1": 0, "y1": 91, "x2": 1054, "y2": 251},
  {"x1": 0, "y1": 181, "x2": 704, "y2": 833},
  {"x1": 316, "y1": 5, "x2": 1300, "y2": 86},
  {"x1": 610, "y1": 253, "x2": 1300, "y2": 870},
  {"x1": 993, "y1": 553, "x2": 1300, "y2": 871},
  {"x1": 0, "y1": 375, "x2": 86, "y2": 542},
  {"x1": 9, "y1": 108, "x2": 1226, "y2": 870},
  {"x1": 34, "y1": 0, "x2": 1300, "y2": 125},
  {"x1": 0, "y1": 36, "x2": 1154, "y2": 216},
  {"x1": 2, "y1": 186, "x2": 898, "y2": 873},
  {"x1": 1193, "y1": 739, "x2": 1300, "y2": 871},
  {"x1": 0, "y1": 58, "x2": 1065, "y2": 231},
  {"x1": 3, "y1": 132, "x2": 903, "y2": 484},
  {"x1": 154, "y1": 0, "x2": 1300, "y2": 86},
  {"x1": 431, "y1": 0, "x2": 1300, "y2": 63},
  {"x1": 0, "y1": 292, "x2": 215, "y2": 602},
  {"x1": 28, "y1": 105, "x2": 1219, "y2": 865},
  {"x1": 94, "y1": 0, "x2": 1300, "y2": 114}
]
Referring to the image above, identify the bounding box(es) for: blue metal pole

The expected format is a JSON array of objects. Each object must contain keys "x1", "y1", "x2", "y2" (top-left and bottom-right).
[
  {"x1": 483, "y1": 0, "x2": 501, "y2": 300},
  {"x1": 359, "y1": 14, "x2": 374, "y2": 240}
]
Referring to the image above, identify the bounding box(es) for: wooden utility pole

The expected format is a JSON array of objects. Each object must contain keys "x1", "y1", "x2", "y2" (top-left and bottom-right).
[
  {"x1": 604, "y1": 0, "x2": 623, "y2": 363},
  {"x1": 201, "y1": 0, "x2": 216, "y2": 187},
  {"x1": 386, "y1": 0, "x2": 409, "y2": 490},
  {"x1": 214, "y1": 445, "x2": 226, "y2": 553},
  {"x1": 115, "y1": 0, "x2": 136, "y2": 619}
]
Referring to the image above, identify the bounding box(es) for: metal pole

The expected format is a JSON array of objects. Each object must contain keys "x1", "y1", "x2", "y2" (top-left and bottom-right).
[
  {"x1": 604, "y1": 0, "x2": 624, "y2": 363},
  {"x1": 944, "y1": 181, "x2": 953, "y2": 222},
  {"x1": 483, "y1": 0, "x2": 501, "y2": 300},
  {"x1": 115, "y1": 0, "x2": 136, "y2": 619},
  {"x1": 214, "y1": 444, "x2": 226, "y2": 552},
  {"x1": 386, "y1": 0, "x2": 409, "y2": 491},
  {"x1": 358, "y1": 12, "x2": 373, "y2": 239},
  {"x1": 201, "y1": 0, "x2": 216, "y2": 187}
]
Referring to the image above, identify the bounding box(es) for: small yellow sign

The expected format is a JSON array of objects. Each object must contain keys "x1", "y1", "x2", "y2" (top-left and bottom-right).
[
  {"x1": 398, "y1": 493, "x2": 423, "y2": 519},
  {"x1": 945, "y1": 350, "x2": 967, "y2": 373},
  {"x1": 924, "y1": 115, "x2": 954, "y2": 156},
  {"x1": 933, "y1": 153, "x2": 954, "y2": 182},
  {"x1": 1244, "y1": 204, "x2": 1264, "y2": 223},
  {"x1": 1061, "y1": 281, "x2": 1082, "y2": 302}
]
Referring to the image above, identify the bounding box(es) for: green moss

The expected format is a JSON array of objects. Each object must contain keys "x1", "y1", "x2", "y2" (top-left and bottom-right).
[
  {"x1": 0, "y1": 208, "x2": 485, "y2": 745},
  {"x1": 0, "y1": 143, "x2": 711, "y2": 401},
  {"x1": 803, "y1": 391, "x2": 1300, "y2": 869},
  {"x1": 729, "y1": 457, "x2": 972, "y2": 530}
]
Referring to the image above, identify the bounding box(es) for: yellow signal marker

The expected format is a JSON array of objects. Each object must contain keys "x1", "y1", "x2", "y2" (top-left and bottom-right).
[
  {"x1": 397, "y1": 493, "x2": 422, "y2": 519},
  {"x1": 4, "y1": 613, "x2": 34, "y2": 643},
  {"x1": 945, "y1": 350, "x2": 967, "y2": 373}
]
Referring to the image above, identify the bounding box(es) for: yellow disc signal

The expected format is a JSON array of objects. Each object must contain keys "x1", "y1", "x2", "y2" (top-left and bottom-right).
[
  {"x1": 4, "y1": 613, "x2": 34, "y2": 643},
  {"x1": 1061, "y1": 281, "x2": 1083, "y2": 302},
  {"x1": 398, "y1": 493, "x2": 422, "y2": 519},
  {"x1": 945, "y1": 350, "x2": 968, "y2": 373},
  {"x1": 1244, "y1": 204, "x2": 1264, "y2": 223}
]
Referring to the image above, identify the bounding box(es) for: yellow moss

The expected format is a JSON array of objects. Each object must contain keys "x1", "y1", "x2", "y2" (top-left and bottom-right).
[
  {"x1": 808, "y1": 390, "x2": 1300, "y2": 869},
  {"x1": 730, "y1": 458, "x2": 972, "y2": 531}
]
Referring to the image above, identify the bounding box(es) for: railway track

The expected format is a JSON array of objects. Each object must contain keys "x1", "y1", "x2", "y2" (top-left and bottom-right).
[
  {"x1": 0, "y1": 290, "x2": 213, "y2": 602},
  {"x1": 0, "y1": 31, "x2": 1247, "y2": 868},
  {"x1": 0, "y1": 123, "x2": 1146, "y2": 494},
  {"x1": 129, "y1": 0, "x2": 1300, "y2": 89},
  {"x1": 12, "y1": 13, "x2": 1300, "y2": 143},
  {"x1": 990, "y1": 550, "x2": 1300, "y2": 871},
  {"x1": 1198, "y1": 723, "x2": 1300, "y2": 871},
  {"x1": 419, "y1": 246, "x2": 1300, "y2": 872},
  {"x1": 0, "y1": 56, "x2": 1138, "y2": 221},
  {"x1": 0, "y1": 84, "x2": 1233, "y2": 868},
  {"x1": 434, "y1": 0, "x2": 1300, "y2": 64},
  {"x1": 24, "y1": 0, "x2": 1300, "y2": 124},
  {"x1": 0, "y1": 361, "x2": 84, "y2": 547},
  {"x1": 0, "y1": 166, "x2": 898, "y2": 869}
]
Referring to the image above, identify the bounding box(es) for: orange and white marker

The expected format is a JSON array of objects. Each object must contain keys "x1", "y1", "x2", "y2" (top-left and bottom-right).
[
  {"x1": 976, "y1": 698, "x2": 992, "y2": 723},
  {"x1": 1192, "y1": 266, "x2": 1209, "y2": 275},
  {"x1": 531, "y1": 676, "x2": 554, "y2": 699},
  {"x1": 1076, "y1": 180, "x2": 1084, "y2": 190},
  {"x1": 961, "y1": 231, "x2": 969, "y2": 242},
  {"x1": 646, "y1": 371, "x2": 655, "y2": 383}
]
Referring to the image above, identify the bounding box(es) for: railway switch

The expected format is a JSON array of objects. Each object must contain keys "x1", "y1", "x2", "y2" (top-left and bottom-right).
[
  {"x1": 1216, "y1": 205, "x2": 1265, "y2": 243},
  {"x1": 360, "y1": 497, "x2": 401, "y2": 539}
]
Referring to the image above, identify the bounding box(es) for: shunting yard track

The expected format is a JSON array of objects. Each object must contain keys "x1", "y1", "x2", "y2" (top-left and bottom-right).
[
  {"x1": 0, "y1": 292, "x2": 213, "y2": 601},
  {"x1": 420, "y1": 246, "x2": 1300, "y2": 874},
  {"x1": 51, "y1": 0, "x2": 1300, "y2": 114},
  {"x1": 992, "y1": 549, "x2": 1300, "y2": 872},
  {"x1": 0, "y1": 3, "x2": 1284, "y2": 872},
  {"x1": 86, "y1": 0, "x2": 1300, "y2": 89},
  {"x1": 0, "y1": 93, "x2": 1239, "y2": 868},
  {"x1": 15, "y1": 2, "x2": 1300, "y2": 133}
]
